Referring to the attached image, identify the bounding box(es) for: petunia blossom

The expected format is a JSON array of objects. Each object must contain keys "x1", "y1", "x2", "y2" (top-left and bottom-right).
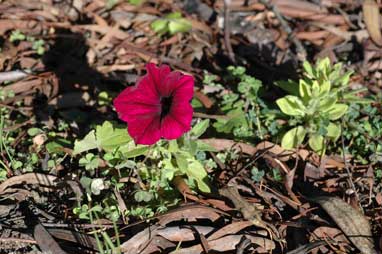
[{"x1": 114, "y1": 63, "x2": 194, "y2": 145}]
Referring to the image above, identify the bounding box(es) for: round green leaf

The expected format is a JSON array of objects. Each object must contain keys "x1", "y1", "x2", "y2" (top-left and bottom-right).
[
  {"x1": 326, "y1": 122, "x2": 341, "y2": 141},
  {"x1": 308, "y1": 134, "x2": 324, "y2": 152},
  {"x1": 281, "y1": 126, "x2": 306, "y2": 149}
]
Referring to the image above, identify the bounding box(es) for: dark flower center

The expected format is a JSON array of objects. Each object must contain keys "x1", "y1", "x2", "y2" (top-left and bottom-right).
[{"x1": 160, "y1": 96, "x2": 172, "y2": 119}]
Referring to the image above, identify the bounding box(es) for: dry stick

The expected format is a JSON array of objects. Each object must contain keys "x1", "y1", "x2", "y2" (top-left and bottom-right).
[
  {"x1": 223, "y1": 0, "x2": 236, "y2": 63},
  {"x1": 193, "y1": 112, "x2": 230, "y2": 120},
  {"x1": 340, "y1": 118, "x2": 361, "y2": 208},
  {"x1": 0, "y1": 237, "x2": 37, "y2": 244},
  {"x1": 259, "y1": 0, "x2": 307, "y2": 61},
  {"x1": 0, "y1": 70, "x2": 30, "y2": 83}
]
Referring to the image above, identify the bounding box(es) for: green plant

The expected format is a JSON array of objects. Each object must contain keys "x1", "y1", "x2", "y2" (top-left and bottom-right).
[
  {"x1": 151, "y1": 12, "x2": 192, "y2": 35},
  {"x1": 128, "y1": 0, "x2": 144, "y2": 5},
  {"x1": 9, "y1": 30, "x2": 45, "y2": 55},
  {"x1": 210, "y1": 66, "x2": 278, "y2": 140},
  {"x1": 275, "y1": 58, "x2": 365, "y2": 153},
  {"x1": 342, "y1": 102, "x2": 382, "y2": 164}
]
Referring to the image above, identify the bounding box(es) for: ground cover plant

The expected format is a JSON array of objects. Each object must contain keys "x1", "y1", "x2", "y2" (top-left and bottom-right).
[{"x1": 0, "y1": 0, "x2": 382, "y2": 253}]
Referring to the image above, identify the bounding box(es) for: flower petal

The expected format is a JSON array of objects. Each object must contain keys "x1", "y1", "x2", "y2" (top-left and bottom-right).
[
  {"x1": 172, "y1": 74, "x2": 194, "y2": 103},
  {"x1": 160, "y1": 114, "x2": 187, "y2": 140},
  {"x1": 160, "y1": 102, "x2": 193, "y2": 139},
  {"x1": 146, "y1": 63, "x2": 171, "y2": 97},
  {"x1": 114, "y1": 86, "x2": 161, "y2": 122},
  {"x1": 128, "y1": 114, "x2": 161, "y2": 145}
]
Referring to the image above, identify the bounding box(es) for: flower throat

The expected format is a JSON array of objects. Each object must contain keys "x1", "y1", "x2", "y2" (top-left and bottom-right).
[{"x1": 161, "y1": 96, "x2": 172, "y2": 119}]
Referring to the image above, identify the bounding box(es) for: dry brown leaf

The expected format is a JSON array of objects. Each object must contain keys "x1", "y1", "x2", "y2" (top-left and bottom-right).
[
  {"x1": 173, "y1": 234, "x2": 275, "y2": 253},
  {"x1": 121, "y1": 225, "x2": 159, "y2": 254},
  {"x1": 159, "y1": 205, "x2": 222, "y2": 226},
  {"x1": 312, "y1": 196, "x2": 377, "y2": 254},
  {"x1": 157, "y1": 226, "x2": 214, "y2": 242},
  {"x1": 363, "y1": 0, "x2": 382, "y2": 47},
  {"x1": 34, "y1": 224, "x2": 68, "y2": 254},
  {"x1": 47, "y1": 229, "x2": 97, "y2": 250},
  {"x1": 0, "y1": 173, "x2": 58, "y2": 193},
  {"x1": 207, "y1": 221, "x2": 254, "y2": 241}
]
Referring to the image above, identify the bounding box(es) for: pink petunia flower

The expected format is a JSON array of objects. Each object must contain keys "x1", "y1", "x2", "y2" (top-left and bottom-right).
[{"x1": 114, "y1": 63, "x2": 194, "y2": 145}]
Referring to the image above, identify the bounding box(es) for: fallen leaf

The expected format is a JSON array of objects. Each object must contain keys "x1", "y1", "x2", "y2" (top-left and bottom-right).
[
  {"x1": 363, "y1": 0, "x2": 382, "y2": 47},
  {"x1": 34, "y1": 224, "x2": 68, "y2": 254},
  {"x1": 312, "y1": 196, "x2": 377, "y2": 254}
]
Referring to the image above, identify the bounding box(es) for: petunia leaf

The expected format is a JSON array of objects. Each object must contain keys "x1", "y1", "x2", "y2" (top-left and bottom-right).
[
  {"x1": 73, "y1": 121, "x2": 145, "y2": 157},
  {"x1": 186, "y1": 159, "x2": 211, "y2": 193},
  {"x1": 190, "y1": 119, "x2": 210, "y2": 138},
  {"x1": 96, "y1": 121, "x2": 132, "y2": 152},
  {"x1": 174, "y1": 151, "x2": 210, "y2": 192},
  {"x1": 73, "y1": 130, "x2": 98, "y2": 155}
]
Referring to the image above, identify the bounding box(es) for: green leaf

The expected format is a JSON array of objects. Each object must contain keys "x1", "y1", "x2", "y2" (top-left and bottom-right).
[
  {"x1": 46, "y1": 139, "x2": 71, "y2": 154},
  {"x1": 168, "y1": 18, "x2": 192, "y2": 35},
  {"x1": 316, "y1": 57, "x2": 330, "y2": 73},
  {"x1": 325, "y1": 104, "x2": 348, "y2": 120},
  {"x1": 27, "y1": 128, "x2": 43, "y2": 137},
  {"x1": 281, "y1": 126, "x2": 306, "y2": 149},
  {"x1": 319, "y1": 80, "x2": 331, "y2": 95},
  {"x1": 308, "y1": 134, "x2": 324, "y2": 152},
  {"x1": 299, "y1": 79, "x2": 312, "y2": 103},
  {"x1": 190, "y1": 119, "x2": 210, "y2": 138},
  {"x1": 73, "y1": 130, "x2": 98, "y2": 155},
  {"x1": 275, "y1": 80, "x2": 299, "y2": 96},
  {"x1": 311, "y1": 81, "x2": 320, "y2": 97},
  {"x1": 119, "y1": 145, "x2": 148, "y2": 158},
  {"x1": 326, "y1": 122, "x2": 341, "y2": 141},
  {"x1": 96, "y1": 121, "x2": 132, "y2": 152},
  {"x1": 129, "y1": 0, "x2": 144, "y2": 5},
  {"x1": 165, "y1": 12, "x2": 182, "y2": 19},
  {"x1": 303, "y1": 61, "x2": 314, "y2": 77},
  {"x1": 151, "y1": 19, "x2": 168, "y2": 34},
  {"x1": 174, "y1": 152, "x2": 189, "y2": 172},
  {"x1": 186, "y1": 159, "x2": 210, "y2": 193},
  {"x1": 196, "y1": 140, "x2": 217, "y2": 152},
  {"x1": 319, "y1": 96, "x2": 337, "y2": 111},
  {"x1": 276, "y1": 96, "x2": 306, "y2": 116},
  {"x1": 134, "y1": 191, "x2": 153, "y2": 202}
]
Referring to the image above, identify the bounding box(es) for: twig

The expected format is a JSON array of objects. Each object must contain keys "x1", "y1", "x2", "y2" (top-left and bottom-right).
[
  {"x1": 223, "y1": 0, "x2": 236, "y2": 63},
  {"x1": 193, "y1": 112, "x2": 230, "y2": 120},
  {"x1": 42, "y1": 223, "x2": 115, "y2": 229},
  {"x1": 259, "y1": 0, "x2": 307, "y2": 61},
  {"x1": 0, "y1": 70, "x2": 30, "y2": 83},
  {"x1": 0, "y1": 237, "x2": 36, "y2": 244}
]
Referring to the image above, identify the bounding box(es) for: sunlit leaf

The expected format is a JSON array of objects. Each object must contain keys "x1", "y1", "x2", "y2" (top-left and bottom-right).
[
  {"x1": 325, "y1": 104, "x2": 348, "y2": 120},
  {"x1": 281, "y1": 126, "x2": 306, "y2": 149},
  {"x1": 308, "y1": 134, "x2": 324, "y2": 152},
  {"x1": 276, "y1": 96, "x2": 306, "y2": 116}
]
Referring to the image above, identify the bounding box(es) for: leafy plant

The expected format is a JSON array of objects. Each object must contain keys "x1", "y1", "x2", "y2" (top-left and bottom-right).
[
  {"x1": 211, "y1": 66, "x2": 278, "y2": 139},
  {"x1": 151, "y1": 12, "x2": 192, "y2": 35},
  {"x1": 9, "y1": 30, "x2": 45, "y2": 55},
  {"x1": 275, "y1": 58, "x2": 361, "y2": 153}
]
